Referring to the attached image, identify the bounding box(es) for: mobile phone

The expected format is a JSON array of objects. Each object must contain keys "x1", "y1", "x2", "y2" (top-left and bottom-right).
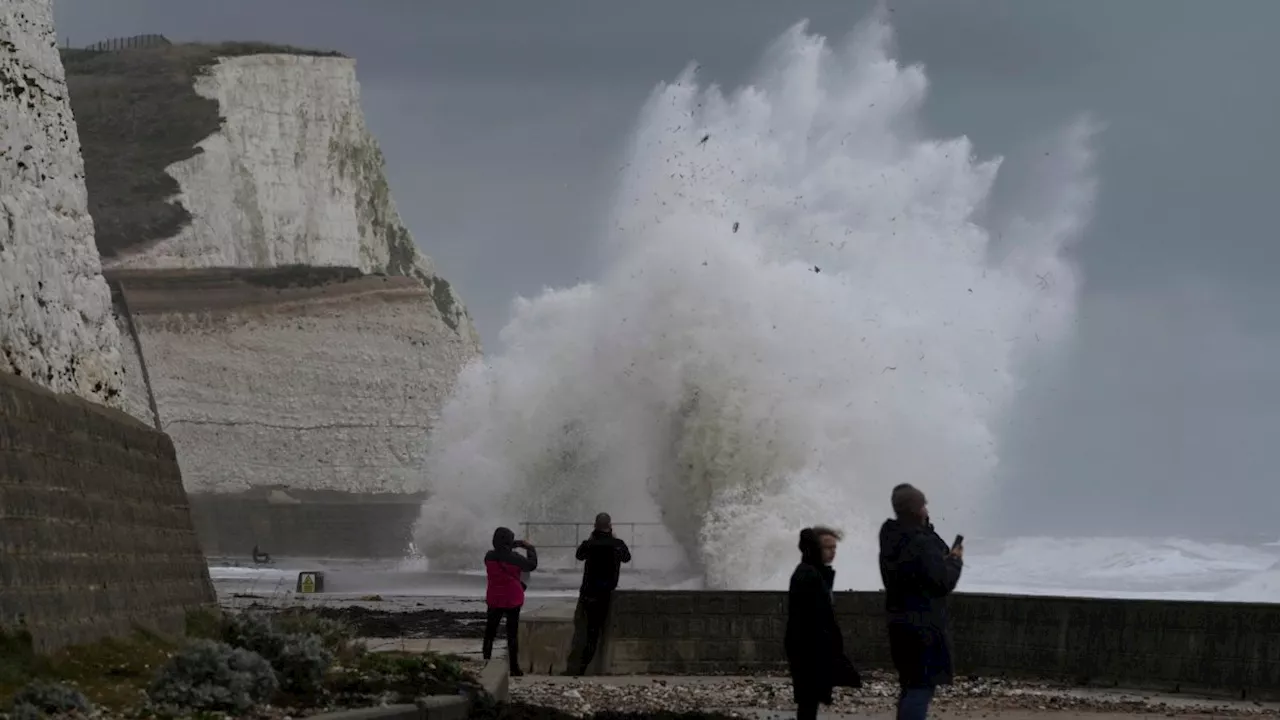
[{"x1": 952, "y1": 534, "x2": 964, "y2": 550}]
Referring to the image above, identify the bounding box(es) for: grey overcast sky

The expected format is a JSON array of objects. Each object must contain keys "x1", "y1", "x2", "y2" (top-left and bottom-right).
[{"x1": 54, "y1": 1, "x2": 1280, "y2": 538}]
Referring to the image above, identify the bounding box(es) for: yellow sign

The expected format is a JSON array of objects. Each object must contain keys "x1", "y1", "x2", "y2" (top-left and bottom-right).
[{"x1": 299, "y1": 573, "x2": 316, "y2": 593}]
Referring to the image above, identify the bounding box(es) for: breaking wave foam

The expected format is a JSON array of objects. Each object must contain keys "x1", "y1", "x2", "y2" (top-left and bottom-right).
[{"x1": 415, "y1": 11, "x2": 1098, "y2": 590}]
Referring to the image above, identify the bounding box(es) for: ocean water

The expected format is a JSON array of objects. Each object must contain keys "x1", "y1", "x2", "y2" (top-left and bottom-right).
[
  {"x1": 207, "y1": 535, "x2": 1280, "y2": 604},
  {"x1": 411, "y1": 9, "x2": 1102, "y2": 593}
]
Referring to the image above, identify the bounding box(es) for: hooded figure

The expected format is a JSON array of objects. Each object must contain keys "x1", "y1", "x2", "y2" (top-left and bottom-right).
[
  {"x1": 785, "y1": 527, "x2": 860, "y2": 720},
  {"x1": 483, "y1": 526, "x2": 537, "y2": 675}
]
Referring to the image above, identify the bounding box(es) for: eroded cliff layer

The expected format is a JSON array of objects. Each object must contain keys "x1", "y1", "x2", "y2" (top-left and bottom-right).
[
  {"x1": 107, "y1": 267, "x2": 471, "y2": 556},
  {"x1": 110, "y1": 267, "x2": 474, "y2": 492},
  {"x1": 0, "y1": 2, "x2": 124, "y2": 405}
]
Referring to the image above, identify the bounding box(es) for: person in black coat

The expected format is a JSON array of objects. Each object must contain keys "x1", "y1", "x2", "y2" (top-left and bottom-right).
[
  {"x1": 878, "y1": 483, "x2": 964, "y2": 720},
  {"x1": 568, "y1": 512, "x2": 631, "y2": 676},
  {"x1": 785, "y1": 526, "x2": 861, "y2": 720}
]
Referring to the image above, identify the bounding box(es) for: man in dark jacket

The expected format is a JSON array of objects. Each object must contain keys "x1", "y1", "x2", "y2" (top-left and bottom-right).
[
  {"x1": 786, "y1": 526, "x2": 860, "y2": 720},
  {"x1": 879, "y1": 483, "x2": 963, "y2": 720},
  {"x1": 568, "y1": 512, "x2": 631, "y2": 675}
]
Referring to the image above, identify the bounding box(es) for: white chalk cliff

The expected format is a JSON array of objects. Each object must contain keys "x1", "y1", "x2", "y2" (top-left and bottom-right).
[
  {"x1": 101, "y1": 55, "x2": 465, "y2": 310},
  {"x1": 0, "y1": 0, "x2": 124, "y2": 406},
  {"x1": 63, "y1": 45, "x2": 481, "y2": 500},
  {"x1": 112, "y1": 270, "x2": 476, "y2": 494}
]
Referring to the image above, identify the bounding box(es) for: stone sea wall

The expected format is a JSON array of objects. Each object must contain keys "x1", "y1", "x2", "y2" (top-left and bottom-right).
[
  {"x1": 595, "y1": 590, "x2": 1280, "y2": 699},
  {"x1": 0, "y1": 372, "x2": 215, "y2": 651}
]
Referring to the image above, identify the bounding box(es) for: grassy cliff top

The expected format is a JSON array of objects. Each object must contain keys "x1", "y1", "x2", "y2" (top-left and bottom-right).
[
  {"x1": 61, "y1": 41, "x2": 346, "y2": 75},
  {"x1": 60, "y1": 42, "x2": 345, "y2": 259}
]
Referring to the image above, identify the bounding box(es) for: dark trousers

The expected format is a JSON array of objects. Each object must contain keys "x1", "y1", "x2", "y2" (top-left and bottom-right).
[
  {"x1": 896, "y1": 686, "x2": 935, "y2": 720},
  {"x1": 482, "y1": 605, "x2": 521, "y2": 672},
  {"x1": 571, "y1": 593, "x2": 612, "y2": 675},
  {"x1": 796, "y1": 700, "x2": 819, "y2": 720}
]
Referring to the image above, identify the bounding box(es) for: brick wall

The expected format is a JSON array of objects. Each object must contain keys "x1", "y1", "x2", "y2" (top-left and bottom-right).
[
  {"x1": 604, "y1": 590, "x2": 1280, "y2": 698},
  {"x1": 0, "y1": 371, "x2": 215, "y2": 651}
]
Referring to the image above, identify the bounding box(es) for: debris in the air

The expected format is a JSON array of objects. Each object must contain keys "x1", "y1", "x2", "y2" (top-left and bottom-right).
[
  {"x1": 699, "y1": 134, "x2": 710, "y2": 146},
  {"x1": 732, "y1": 221, "x2": 740, "y2": 233},
  {"x1": 812, "y1": 265, "x2": 821, "y2": 273}
]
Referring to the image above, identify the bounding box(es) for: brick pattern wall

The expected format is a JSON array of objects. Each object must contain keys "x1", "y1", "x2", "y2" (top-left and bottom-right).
[
  {"x1": 0, "y1": 371, "x2": 215, "y2": 651},
  {"x1": 605, "y1": 591, "x2": 1280, "y2": 698}
]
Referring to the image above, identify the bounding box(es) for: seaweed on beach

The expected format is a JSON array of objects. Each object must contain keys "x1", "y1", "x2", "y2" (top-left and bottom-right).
[{"x1": 253, "y1": 604, "x2": 490, "y2": 639}]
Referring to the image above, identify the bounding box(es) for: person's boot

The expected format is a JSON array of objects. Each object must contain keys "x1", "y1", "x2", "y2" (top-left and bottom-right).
[{"x1": 509, "y1": 663, "x2": 524, "y2": 678}]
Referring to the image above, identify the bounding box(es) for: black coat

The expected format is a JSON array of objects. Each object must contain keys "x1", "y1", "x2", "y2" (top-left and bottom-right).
[
  {"x1": 785, "y1": 542, "x2": 860, "y2": 705},
  {"x1": 575, "y1": 530, "x2": 631, "y2": 598},
  {"x1": 878, "y1": 518, "x2": 963, "y2": 688}
]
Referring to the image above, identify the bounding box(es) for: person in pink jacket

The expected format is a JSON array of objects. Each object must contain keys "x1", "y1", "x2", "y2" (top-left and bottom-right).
[{"x1": 483, "y1": 526, "x2": 538, "y2": 675}]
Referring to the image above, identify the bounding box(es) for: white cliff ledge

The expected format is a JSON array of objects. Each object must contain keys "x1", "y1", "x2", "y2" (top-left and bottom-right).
[
  {"x1": 108, "y1": 267, "x2": 476, "y2": 494},
  {"x1": 0, "y1": 1, "x2": 124, "y2": 406}
]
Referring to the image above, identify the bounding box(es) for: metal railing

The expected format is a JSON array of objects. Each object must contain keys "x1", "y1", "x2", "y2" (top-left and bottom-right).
[{"x1": 517, "y1": 521, "x2": 676, "y2": 570}]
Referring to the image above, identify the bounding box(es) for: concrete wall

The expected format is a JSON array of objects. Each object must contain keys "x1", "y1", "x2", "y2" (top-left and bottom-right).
[
  {"x1": 189, "y1": 488, "x2": 426, "y2": 559},
  {"x1": 601, "y1": 590, "x2": 1280, "y2": 699},
  {"x1": 0, "y1": 371, "x2": 215, "y2": 651}
]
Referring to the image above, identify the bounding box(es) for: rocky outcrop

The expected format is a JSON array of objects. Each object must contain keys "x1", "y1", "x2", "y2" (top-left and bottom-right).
[{"x1": 0, "y1": 1, "x2": 124, "y2": 405}]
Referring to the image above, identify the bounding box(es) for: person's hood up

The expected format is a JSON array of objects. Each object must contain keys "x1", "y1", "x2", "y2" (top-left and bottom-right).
[
  {"x1": 492, "y1": 526, "x2": 516, "y2": 551},
  {"x1": 798, "y1": 527, "x2": 823, "y2": 566},
  {"x1": 878, "y1": 517, "x2": 920, "y2": 561}
]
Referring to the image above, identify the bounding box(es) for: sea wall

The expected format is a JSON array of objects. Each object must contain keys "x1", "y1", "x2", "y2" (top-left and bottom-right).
[
  {"x1": 105, "y1": 267, "x2": 475, "y2": 557},
  {"x1": 0, "y1": 332, "x2": 215, "y2": 651},
  {"x1": 594, "y1": 591, "x2": 1280, "y2": 698},
  {"x1": 0, "y1": 0, "x2": 124, "y2": 406}
]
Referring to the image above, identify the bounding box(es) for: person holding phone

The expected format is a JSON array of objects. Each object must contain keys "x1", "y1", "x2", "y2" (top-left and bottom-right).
[
  {"x1": 878, "y1": 484, "x2": 963, "y2": 720},
  {"x1": 483, "y1": 526, "x2": 538, "y2": 676}
]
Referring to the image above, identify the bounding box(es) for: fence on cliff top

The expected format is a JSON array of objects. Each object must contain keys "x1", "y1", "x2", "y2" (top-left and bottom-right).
[{"x1": 77, "y1": 34, "x2": 171, "y2": 52}]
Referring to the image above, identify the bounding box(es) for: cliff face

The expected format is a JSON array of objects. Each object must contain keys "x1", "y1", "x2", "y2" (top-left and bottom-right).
[
  {"x1": 59, "y1": 42, "x2": 479, "y2": 554},
  {"x1": 63, "y1": 46, "x2": 476, "y2": 342},
  {"x1": 0, "y1": 1, "x2": 124, "y2": 405},
  {"x1": 109, "y1": 267, "x2": 475, "y2": 495}
]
